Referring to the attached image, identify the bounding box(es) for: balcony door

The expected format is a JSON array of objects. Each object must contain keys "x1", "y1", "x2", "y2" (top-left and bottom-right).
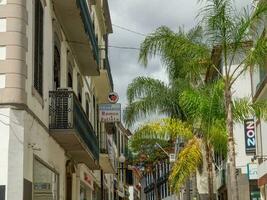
[{"x1": 53, "y1": 35, "x2": 61, "y2": 90}]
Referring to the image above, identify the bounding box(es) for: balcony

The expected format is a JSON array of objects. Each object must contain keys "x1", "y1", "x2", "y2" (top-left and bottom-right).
[
  {"x1": 144, "y1": 183, "x2": 154, "y2": 193},
  {"x1": 49, "y1": 90, "x2": 99, "y2": 169},
  {"x1": 99, "y1": 132, "x2": 116, "y2": 174},
  {"x1": 53, "y1": 0, "x2": 99, "y2": 76},
  {"x1": 93, "y1": 58, "x2": 114, "y2": 103}
]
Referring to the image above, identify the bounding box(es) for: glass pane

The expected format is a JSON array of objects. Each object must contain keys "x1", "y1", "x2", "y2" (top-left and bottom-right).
[{"x1": 33, "y1": 159, "x2": 58, "y2": 200}]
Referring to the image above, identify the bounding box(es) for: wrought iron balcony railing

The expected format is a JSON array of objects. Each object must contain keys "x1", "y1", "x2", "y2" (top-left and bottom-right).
[{"x1": 49, "y1": 90, "x2": 99, "y2": 161}]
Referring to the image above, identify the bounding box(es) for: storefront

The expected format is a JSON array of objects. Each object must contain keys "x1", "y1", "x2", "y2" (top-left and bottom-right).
[
  {"x1": 33, "y1": 157, "x2": 59, "y2": 200},
  {"x1": 79, "y1": 164, "x2": 94, "y2": 200},
  {"x1": 247, "y1": 164, "x2": 260, "y2": 200}
]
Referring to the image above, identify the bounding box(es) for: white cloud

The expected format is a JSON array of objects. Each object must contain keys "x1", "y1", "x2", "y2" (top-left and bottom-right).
[{"x1": 108, "y1": 0, "x2": 253, "y2": 121}]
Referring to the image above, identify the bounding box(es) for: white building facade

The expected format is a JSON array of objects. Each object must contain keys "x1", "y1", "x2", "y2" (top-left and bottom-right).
[{"x1": 0, "y1": 0, "x2": 117, "y2": 200}]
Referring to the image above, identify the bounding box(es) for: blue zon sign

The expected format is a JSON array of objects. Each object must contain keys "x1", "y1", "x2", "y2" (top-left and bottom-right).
[{"x1": 244, "y1": 119, "x2": 256, "y2": 154}]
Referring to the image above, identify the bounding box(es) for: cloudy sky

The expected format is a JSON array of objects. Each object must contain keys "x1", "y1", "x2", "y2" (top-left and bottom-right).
[{"x1": 108, "y1": 0, "x2": 251, "y2": 111}]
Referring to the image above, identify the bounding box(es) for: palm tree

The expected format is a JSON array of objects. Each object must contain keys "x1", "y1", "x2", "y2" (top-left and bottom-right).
[
  {"x1": 131, "y1": 80, "x2": 267, "y2": 200},
  {"x1": 124, "y1": 26, "x2": 211, "y2": 127},
  {"x1": 124, "y1": 27, "x2": 211, "y2": 199},
  {"x1": 131, "y1": 80, "x2": 227, "y2": 200},
  {"x1": 135, "y1": 1, "x2": 267, "y2": 199},
  {"x1": 198, "y1": 1, "x2": 267, "y2": 199}
]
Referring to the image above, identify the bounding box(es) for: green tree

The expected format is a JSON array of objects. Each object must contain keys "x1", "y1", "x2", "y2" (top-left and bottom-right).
[
  {"x1": 198, "y1": 1, "x2": 267, "y2": 199},
  {"x1": 124, "y1": 27, "x2": 211, "y2": 200},
  {"x1": 132, "y1": 81, "x2": 227, "y2": 200},
  {"x1": 124, "y1": 26, "x2": 210, "y2": 127},
  {"x1": 135, "y1": 1, "x2": 267, "y2": 199},
  {"x1": 132, "y1": 81, "x2": 267, "y2": 200}
]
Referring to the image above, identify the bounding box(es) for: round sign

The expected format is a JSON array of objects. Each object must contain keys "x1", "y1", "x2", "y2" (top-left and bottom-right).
[{"x1": 108, "y1": 92, "x2": 119, "y2": 103}]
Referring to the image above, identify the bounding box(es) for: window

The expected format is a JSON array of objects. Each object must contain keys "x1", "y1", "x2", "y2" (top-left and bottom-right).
[
  {"x1": 33, "y1": 158, "x2": 58, "y2": 200},
  {"x1": 0, "y1": 18, "x2": 6, "y2": 32},
  {"x1": 53, "y1": 45, "x2": 60, "y2": 90},
  {"x1": 77, "y1": 74, "x2": 83, "y2": 104},
  {"x1": 93, "y1": 95, "x2": 96, "y2": 130},
  {"x1": 0, "y1": 46, "x2": 6, "y2": 60},
  {"x1": 67, "y1": 63, "x2": 73, "y2": 88},
  {"x1": 34, "y1": 0, "x2": 44, "y2": 96},
  {"x1": 85, "y1": 94, "x2": 90, "y2": 118}
]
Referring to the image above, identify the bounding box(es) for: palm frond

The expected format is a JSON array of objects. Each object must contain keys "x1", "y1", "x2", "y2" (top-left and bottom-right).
[
  {"x1": 245, "y1": 34, "x2": 267, "y2": 68},
  {"x1": 208, "y1": 119, "x2": 228, "y2": 156},
  {"x1": 233, "y1": 97, "x2": 267, "y2": 122},
  {"x1": 139, "y1": 26, "x2": 210, "y2": 83},
  {"x1": 179, "y1": 80, "x2": 225, "y2": 125},
  {"x1": 127, "y1": 77, "x2": 169, "y2": 104},
  {"x1": 199, "y1": 0, "x2": 234, "y2": 46},
  {"x1": 124, "y1": 77, "x2": 186, "y2": 126},
  {"x1": 169, "y1": 137, "x2": 202, "y2": 192},
  {"x1": 133, "y1": 118, "x2": 194, "y2": 140},
  {"x1": 124, "y1": 77, "x2": 172, "y2": 126}
]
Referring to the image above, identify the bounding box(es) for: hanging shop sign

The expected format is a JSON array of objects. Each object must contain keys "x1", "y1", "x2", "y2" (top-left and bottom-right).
[
  {"x1": 244, "y1": 119, "x2": 256, "y2": 154},
  {"x1": 79, "y1": 164, "x2": 94, "y2": 190},
  {"x1": 99, "y1": 103, "x2": 121, "y2": 122},
  {"x1": 108, "y1": 92, "x2": 119, "y2": 103},
  {"x1": 247, "y1": 163, "x2": 258, "y2": 180}
]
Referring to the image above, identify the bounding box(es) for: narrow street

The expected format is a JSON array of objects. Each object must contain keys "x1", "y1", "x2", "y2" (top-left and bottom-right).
[{"x1": 0, "y1": 0, "x2": 266, "y2": 200}]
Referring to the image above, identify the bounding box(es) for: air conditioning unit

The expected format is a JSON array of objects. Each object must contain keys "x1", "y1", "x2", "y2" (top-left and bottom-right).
[{"x1": 169, "y1": 154, "x2": 176, "y2": 162}]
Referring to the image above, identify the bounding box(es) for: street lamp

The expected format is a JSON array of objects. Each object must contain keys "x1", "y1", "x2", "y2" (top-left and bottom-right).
[{"x1": 119, "y1": 154, "x2": 126, "y2": 163}]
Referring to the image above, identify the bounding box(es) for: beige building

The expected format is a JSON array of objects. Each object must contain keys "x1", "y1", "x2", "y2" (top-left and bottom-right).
[
  {"x1": 0, "y1": 0, "x2": 120, "y2": 200},
  {"x1": 251, "y1": 10, "x2": 267, "y2": 199}
]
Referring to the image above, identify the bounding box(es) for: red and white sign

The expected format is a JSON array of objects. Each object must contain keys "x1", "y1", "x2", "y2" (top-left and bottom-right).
[
  {"x1": 99, "y1": 103, "x2": 121, "y2": 122},
  {"x1": 108, "y1": 92, "x2": 119, "y2": 103}
]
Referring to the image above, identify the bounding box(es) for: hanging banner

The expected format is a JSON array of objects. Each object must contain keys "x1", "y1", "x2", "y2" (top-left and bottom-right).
[
  {"x1": 244, "y1": 119, "x2": 256, "y2": 154},
  {"x1": 99, "y1": 103, "x2": 121, "y2": 122}
]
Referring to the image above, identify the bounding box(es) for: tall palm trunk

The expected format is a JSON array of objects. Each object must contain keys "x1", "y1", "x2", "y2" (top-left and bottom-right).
[
  {"x1": 205, "y1": 143, "x2": 214, "y2": 200},
  {"x1": 225, "y1": 88, "x2": 239, "y2": 200}
]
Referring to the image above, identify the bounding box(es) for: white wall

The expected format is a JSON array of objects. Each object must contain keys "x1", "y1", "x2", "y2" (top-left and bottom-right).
[
  {"x1": 0, "y1": 108, "x2": 67, "y2": 199},
  {"x1": 231, "y1": 66, "x2": 254, "y2": 171},
  {"x1": 25, "y1": 0, "x2": 96, "y2": 129},
  {"x1": 23, "y1": 110, "x2": 66, "y2": 200},
  {"x1": 0, "y1": 108, "x2": 10, "y2": 200}
]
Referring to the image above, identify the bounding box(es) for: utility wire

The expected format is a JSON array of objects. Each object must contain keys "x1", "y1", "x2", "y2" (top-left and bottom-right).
[
  {"x1": 108, "y1": 45, "x2": 141, "y2": 51},
  {"x1": 112, "y1": 24, "x2": 147, "y2": 37}
]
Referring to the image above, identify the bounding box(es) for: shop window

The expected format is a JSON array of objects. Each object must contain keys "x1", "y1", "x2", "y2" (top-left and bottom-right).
[
  {"x1": 33, "y1": 158, "x2": 59, "y2": 200},
  {"x1": 80, "y1": 183, "x2": 92, "y2": 200}
]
